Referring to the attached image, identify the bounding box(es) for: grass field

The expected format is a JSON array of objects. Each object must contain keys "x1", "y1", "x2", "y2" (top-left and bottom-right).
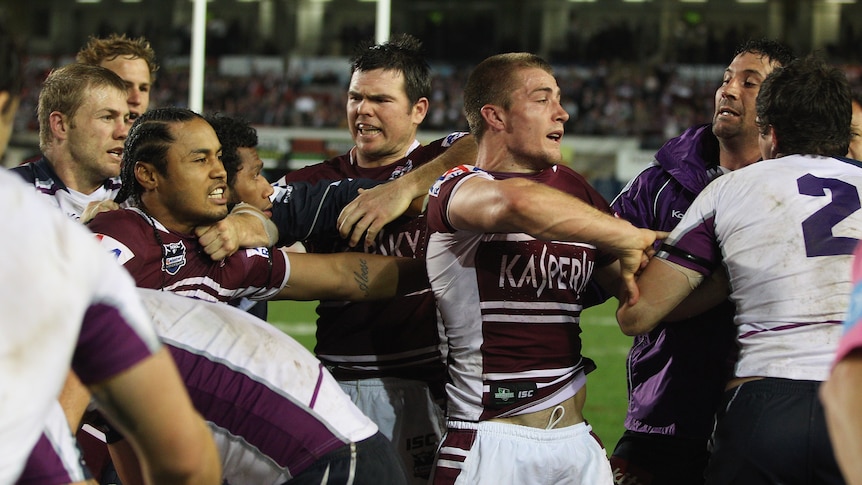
[{"x1": 268, "y1": 299, "x2": 631, "y2": 451}]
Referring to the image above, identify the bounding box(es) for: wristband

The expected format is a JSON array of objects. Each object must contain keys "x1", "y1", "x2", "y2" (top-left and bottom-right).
[{"x1": 231, "y1": 203, "x2": 279, "y2": 247}]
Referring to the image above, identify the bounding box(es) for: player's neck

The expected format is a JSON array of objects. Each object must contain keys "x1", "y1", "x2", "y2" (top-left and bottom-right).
[
  {"x1": 46, "y1": 151, "x2": 104, "y2": 194},
  {"x1": 718, "y1": 142, "x2": 762, "y2": 172}
]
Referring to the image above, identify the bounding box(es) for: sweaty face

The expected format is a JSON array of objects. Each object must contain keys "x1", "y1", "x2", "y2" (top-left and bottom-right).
[
  {"x1": 229, "y1": 146, "x2": 274, "y2": 217},
  {"x1": 154, "y1": 118, "x2": 228, "y2": 233},
  {"x1": 346, "y1": 68, "x2": 427, "y2": 168},
  {"x1": 65, "y1": 86, "x2": 129, "y2": 191},
  {"x1": 499, "y1": 67, "x2": 569, "y2": 172},
  {"x1": 100, "y1": 56, "x2": 152, "y2": 122},
  {"x1": 849, "y1": 100, "x2": 862, "y2": 160},
  {"x1": 713, "y1": 51, "x2": 778, "y2": 145}
]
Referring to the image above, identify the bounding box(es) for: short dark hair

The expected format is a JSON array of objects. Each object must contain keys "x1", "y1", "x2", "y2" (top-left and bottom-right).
[
  {"x1": 117, "y1": 107, "x2": 205, "y2": 205},
  {"x1": 350, "y1": 33, "x2": 431, "y2": 106},
  {"x1": 463, "y1": 52, "x2": 554, "y2": 140},
  {"x1": 204, "y1": 113, "x2": 257, "y2": 187},
  {"x1": 734, "y1": 38, "x2": 796, "y2": 68},
  {"x1": 756, "y1": 56, "x2": 851, "y2": 157},
  {"x1": 0, "y1": 19, "x2": 24, "y2": 111}
]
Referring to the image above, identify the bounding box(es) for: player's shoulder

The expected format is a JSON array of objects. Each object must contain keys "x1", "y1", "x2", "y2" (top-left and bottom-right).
[{"x1": 282, "y1": 154, "x2": 351, "y2": 183}]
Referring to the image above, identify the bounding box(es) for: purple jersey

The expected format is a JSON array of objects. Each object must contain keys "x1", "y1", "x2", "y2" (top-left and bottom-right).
[
  {"x1": 610, "y1": 124, "x2": 737, "y2": 438},
  {"x1": 88, "y1": 207, "x2": 289, "y2": 302},
  {"x1": 278, "y1": 133, "x2": 466, "y2": 387},
  {"x1": 426, "y1": 164, "x2": 615, "y2": 421}
]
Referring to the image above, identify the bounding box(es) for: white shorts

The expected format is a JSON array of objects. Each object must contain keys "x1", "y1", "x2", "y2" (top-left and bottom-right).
[
  {"x1": 339, "y1": 377, "x2": 445, "y2": 485},
  {"x1": 432, "y1": 420, "x2": 613, "y2": 485}
]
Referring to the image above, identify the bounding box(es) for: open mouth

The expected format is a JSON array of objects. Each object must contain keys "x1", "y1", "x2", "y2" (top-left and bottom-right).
[
  {"x1": 208, "y1": 187, "x2": 225, "y2": 199},
  {"x1": 356, "y1": 123, "x2": 381, "y2": 135},
  {"x1": 108, "y1": 148, "x2": 124, "y2": 160}
]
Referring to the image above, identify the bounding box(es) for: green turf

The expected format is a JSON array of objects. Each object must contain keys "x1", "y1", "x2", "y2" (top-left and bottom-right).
[{"x1": 268, "y1": 298, "x2": 631, "y2": 451}]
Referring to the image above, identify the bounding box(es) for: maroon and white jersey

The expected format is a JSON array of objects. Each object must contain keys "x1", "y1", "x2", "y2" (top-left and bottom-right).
[
  {"x1": 0, "y1": 169, "x2": 159, "y2": 483},
  {"x1": 277, "y1": 133, "x2": 467, "y2": 386},
  {"x1": 659, "y1": 154, "x2": 862, "y2": 381},
  {"x1": 88, "y1": 207, "x2": 290, "y2": 303},
  {"x1": 425, "y1": 164, "x2": 615, "y2": 422}
]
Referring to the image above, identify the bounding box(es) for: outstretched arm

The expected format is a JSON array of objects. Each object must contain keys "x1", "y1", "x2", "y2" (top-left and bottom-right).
[
  {"x1": 616, "y1": 257, "x2": 705, "y2": 335},
  {"x1": 272, "y1": 251, "x2": 427, "y2": 301},
  {"x1": 338, "y1": 135, "x2": 477, "y2": 248},
  {"x1": 447, "y1": 175, "x2": 661, "y2": 304}
]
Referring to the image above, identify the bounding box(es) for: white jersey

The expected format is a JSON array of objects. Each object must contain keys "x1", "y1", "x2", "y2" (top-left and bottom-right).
[
  {"x1": 135, "y1": 288, "x2": 379, "y2": 484},
  {"x1": 659, "y1": 154, "x2": 862, "y2": 381},
  {"x1": 0, "y1": 169, "x2": 160, "y2": 483},
  {"x1": 9, "y1": 157, "x2": 125, "y2": 221}
]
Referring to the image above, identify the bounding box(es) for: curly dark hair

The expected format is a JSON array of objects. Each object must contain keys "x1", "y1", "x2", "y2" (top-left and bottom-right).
[
  {"x1": 734, "y1": 38, "x2": 796, "y2": 69},
  {"x1": 204, "y1": 113, "x2": 257, "y2": 187},
  {"x1": 116, "y1": 107, "x2": 204, "y2": 205},
  {"x1": 756, "y1": 55, "x2": 851, "y2": 157},
  {"x1": 350, "y1": 33, "x2": 431, "y2": 106}
]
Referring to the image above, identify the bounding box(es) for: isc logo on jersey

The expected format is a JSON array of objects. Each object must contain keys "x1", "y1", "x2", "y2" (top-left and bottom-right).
[{"x1": 94, "y1": 233, "x2": 135, "y2": 265}]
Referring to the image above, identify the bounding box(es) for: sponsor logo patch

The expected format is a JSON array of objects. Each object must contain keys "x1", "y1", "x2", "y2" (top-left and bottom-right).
[{"x1": 161, "y1": 241, "x2": 187, "y2": 275}]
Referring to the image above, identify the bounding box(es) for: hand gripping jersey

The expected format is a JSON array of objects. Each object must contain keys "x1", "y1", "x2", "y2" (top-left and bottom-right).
[
  {"x1": 134, "y1": 288, "x2": 379, "y2": 483},
  {"x1": 0, "y1": 169, "x2": 160, "y2": 483},
  {"x1": 88, "y1": 207, "x2": 290, "y2": 302},
  {"x1": 425, "y1": 164, "x2": 615, "y2": 421},
  {"x1": 610, "y1": 123, "x2": 737, "y2": 438},
  {"x1": 659, "y1": 154, "x2": 862, "y2": 381},
  {"x1": 10, "y1": 156, "x2": 124, "y2": 221},
  {"x1": 278, "y1": 133, "x2": 467, "y2": 386}
]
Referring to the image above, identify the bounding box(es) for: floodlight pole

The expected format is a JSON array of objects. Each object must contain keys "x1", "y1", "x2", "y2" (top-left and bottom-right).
[
  {"x1": 376, "y1": 0, "x2": 391, "y2": 44},
  {"x1": 189, "y1": 0, "x2": 207, "y2": 113}
]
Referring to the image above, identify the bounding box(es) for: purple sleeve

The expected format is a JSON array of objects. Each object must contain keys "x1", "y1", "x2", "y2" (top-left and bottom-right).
[
  {"x1": 612, "y1": 165, "x2": 664, "y2": 231},
  {"x1": 73, "y1": 302, "x2": 156, "y2": 385}
]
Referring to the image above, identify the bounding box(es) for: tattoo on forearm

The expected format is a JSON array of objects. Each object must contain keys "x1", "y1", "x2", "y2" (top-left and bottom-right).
[{"x1": 353, "y1": 258, "x2": 370, "y2": 296}]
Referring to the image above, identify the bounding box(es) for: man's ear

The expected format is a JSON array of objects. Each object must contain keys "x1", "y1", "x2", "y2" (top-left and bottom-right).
[
  {"x1": 48, "y1": 111, "x2": 69, "y2": 141},
  {"x1": 411, "y1": 97, "x2": 430, "y2": 125},
  {"x1": 135, "y1": 162, "x2": 158, "y2": 190},
  {"x1": 480, "y1": 105, "x2": 505, "y2": 133},
  {"x1": 767, "y1": 126, "x2": 780, "y2": 158}
]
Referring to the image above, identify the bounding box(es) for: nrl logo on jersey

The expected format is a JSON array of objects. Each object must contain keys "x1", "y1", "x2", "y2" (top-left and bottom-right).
[{"x1": 161, "y1": 241, "x2": 187, "y2": 275}]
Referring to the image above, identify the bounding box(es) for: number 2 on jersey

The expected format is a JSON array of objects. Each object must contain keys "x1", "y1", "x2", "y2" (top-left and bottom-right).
[{"x1": 798, "y1": 173, "x2": 861, "y2": 257}]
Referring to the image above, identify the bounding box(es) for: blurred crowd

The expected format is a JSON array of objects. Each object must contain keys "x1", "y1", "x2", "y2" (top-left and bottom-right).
[{"x1": 13, "y1": 56, "x2": 862, "y2": 150}]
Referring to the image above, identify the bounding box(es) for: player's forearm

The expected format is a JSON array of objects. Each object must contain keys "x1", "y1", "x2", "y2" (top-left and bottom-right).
[
  {"x1": 616, "y1": 258, "x2": 696, "y2": 335},
  {"x1": 275, "y1": 253, "x2": 425, "y2": 301},
  {"x1": 400, "y1": 134, "x2": 477, "y2": 202},
  {"x1": 497, "y1": 178, "x2": 646, "y2": 253},
  {"x1": 821, "y1": 353, "x2": 862, "y2": 485},
  {"x1": 229, "y1": 206, "x2": 278, "y2": 247}
]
